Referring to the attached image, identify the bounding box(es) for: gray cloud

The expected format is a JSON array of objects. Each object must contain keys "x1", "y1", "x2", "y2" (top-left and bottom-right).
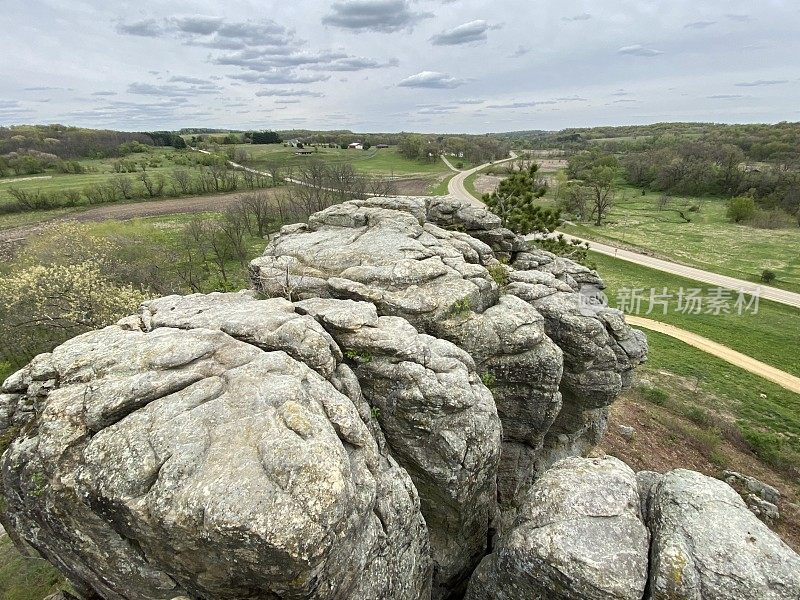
[
  {"x1": 311, "y1": 57, "x2": 399, "y2": 71},
  {"x1": 322, "y1": 0, "x2": 432, "y2": 33},
  {"x1": 229, "y1": 71, "x2": 330, "y2": 84},
  {"x1": 127, "y1": 82, "x2": 220, "y2": 96},
  {"x1": 7, "y1": 1, "x2": 800, "y2": 131},
  {"x1": 430, "y1": 20, "x2": 499, "y2": 45},
  {"x1": 617, "y1": 44, "x2": 664, "y2": 57},
  {"x1": 116, "y1": 19, "x2": 163, "y2": 37},
  {"x1": 486, "y1": 100, "x2": 558, "y2": 109},
  {"x1": 397, "y1": 71, "x2": 465, "y2": 88},
  {"x1": 735, "y1": 79, "x2": 788, "y2": 87},
  {"x1": 169, "y1": 75, "x2": 209, "y2": 85},
  {"x1": 172, "y1": 16, "x2": 224, "y2": 35},
  {"x1": 417, "y1": 105, "x2": 458, "y2": 114},
  {"x1": 685, "y1": 21, "x2": 716, "y2": 29},
  {"x1": 254, "y1": 89, "x2": 325, "y2": 97}
]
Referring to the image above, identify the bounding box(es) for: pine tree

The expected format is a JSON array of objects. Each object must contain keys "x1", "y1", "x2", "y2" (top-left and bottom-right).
[{"x1": 483, "y1": 164, "x2": 560, "y2": 235}]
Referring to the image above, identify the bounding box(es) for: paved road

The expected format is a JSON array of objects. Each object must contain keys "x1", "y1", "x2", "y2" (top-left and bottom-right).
[
  {"x1": 446, "y1": 154, "x2": 516, "y2": 208},
  {"x1": 444, "y1": 155, "x2": 800, "y2": 309},
  {"x1": 559, "y1": 233, "x2": 800, "y2": 309},
  {"x1": 627, "y1": 316, "x2": 800, "y2": 394}
]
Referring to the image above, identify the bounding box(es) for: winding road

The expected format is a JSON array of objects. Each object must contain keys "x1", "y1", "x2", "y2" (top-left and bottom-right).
[
  {"x1": 445, "y1": 153, "x2": 517, "y2": 208},
  {"x1": 443, "y1": 154, "x2": 800, "y2": 391},
  {"x1": 444, "y1": 156, "x2": 800, "y2": 310}
]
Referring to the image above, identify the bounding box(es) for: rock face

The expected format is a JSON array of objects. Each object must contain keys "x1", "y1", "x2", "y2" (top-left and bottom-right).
[
  {"x1": 723, "y1": 469, "x2": 781, "y2": 524},
  {"x1": 466, "y1": 456, "x2": 650, "y2": 600},
  {"x1": 0, "y1": 294, "x2": 432, "y2": 599},
  {"x1": 2, "y1": 196, "x2": 797, "y2": 600},
  {"x1": 249, "y1": 196, "x2": 646, "y2": 507},
  {"x1": 645, "y1": 469, "x2": 800, "y2": 600},
  {"x1": 293, "y1": 297, "x2": 502, "y2": 597}
]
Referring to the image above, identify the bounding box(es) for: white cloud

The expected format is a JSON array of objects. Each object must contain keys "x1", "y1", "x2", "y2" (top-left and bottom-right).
[
  {"x1": 617, "y1": 44, "x2": 664, "y2": 57},
  {"x1": 397, "y1": 71, "x2": 466, "y2": 88}
]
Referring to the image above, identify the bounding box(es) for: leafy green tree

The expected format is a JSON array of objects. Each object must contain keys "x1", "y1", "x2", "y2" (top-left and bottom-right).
[
  {"x1": 567, "y1": 152, "x2": 619, "y2": 225},
  {"x1": 727, "y1": 195, "x2": 756, "y2": 223},
  {"x1": 483, "y1": 164, "x2": 559, "y2": 235}
]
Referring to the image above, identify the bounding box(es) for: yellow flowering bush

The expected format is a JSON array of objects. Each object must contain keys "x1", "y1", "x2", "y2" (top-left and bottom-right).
[{"x1": 0, "y1": 260, "x2": 148, "y2": 365}]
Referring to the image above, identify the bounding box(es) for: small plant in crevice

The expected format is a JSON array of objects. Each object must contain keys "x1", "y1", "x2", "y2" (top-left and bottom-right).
[
  {"x1": 480, "y1": 371, "x2": 496, "y2": 391},
  {"x1": 487, "y1": 263, "x2": 510, "y2": 287},
  {"x1": 345, "y1": 349, "x2": 373, "y2": 363},
  {"x1": 370, "y1": 406, "x2": 381, "y2": 420},
  {"x1": 449, "y1": 297, "x2": 473, "y2": 316}
]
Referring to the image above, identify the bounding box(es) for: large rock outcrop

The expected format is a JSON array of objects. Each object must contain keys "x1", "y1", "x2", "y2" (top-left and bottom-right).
[
  {"x1": 643, "y1": 469, "x2": 800, "y2": 599},
  {"x1": 465, "y1": 456, "x2": 650, "y2": 600},
  {"x1": 249, "y1": 196, "x2": 646, "y2": 506},
  {"x1": 2, "y1": 196, "x2": 797, "y2": 600},
  {"x1": 0, "y1": 295, "x2": 433, "y2": 599}
]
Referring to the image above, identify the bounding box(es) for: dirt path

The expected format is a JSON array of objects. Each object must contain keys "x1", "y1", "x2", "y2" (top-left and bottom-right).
[
  {"x1": 0, "y1": 175, "x2": 53, "y2": 184},
  {"x1": 626, "y1": 315, "x2": 800, "y2": 394}
]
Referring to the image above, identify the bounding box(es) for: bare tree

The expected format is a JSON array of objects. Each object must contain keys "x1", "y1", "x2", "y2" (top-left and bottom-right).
[
  {"x1": 241, "y1": 191, "x2": 274, "y2": 237},
  {"x1": 172, "y1": 168, "x2": 192, "y2": 195},
  {"x1": 113, "y1": 174, "x2": 133, "y2": 199}
]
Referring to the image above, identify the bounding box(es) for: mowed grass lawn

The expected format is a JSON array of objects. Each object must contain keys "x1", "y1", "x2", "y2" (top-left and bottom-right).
[
  {"x1": 236, "y1": 144, "x2": 451, "y2": 177},
  {"x1": 590, "y1": 251, "x2": 800, "y2": 378},
  {"x1": 560, "y1": 185, "x2": 800, "y2": 293}
]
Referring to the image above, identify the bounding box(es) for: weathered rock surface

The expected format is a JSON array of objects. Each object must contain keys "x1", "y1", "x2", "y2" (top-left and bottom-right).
[
  {"x1": 294, "y1": 297, "x2": 502, "y2": 597},
  {"x1": 0, "y1": 303, "x2": 432, "y2": 599},
  {"x1": 646, "y1": 469, "x2": 800, "y2": 599},
  {"x1": 722, "y1": 469, "x2": 782, "y2": 524},
  {"x1": 466, "y1": 456, "x2": 650, "y2": 600},
  {"x1": 250, "y1": 196, "x2": 646, "y2": 501}
]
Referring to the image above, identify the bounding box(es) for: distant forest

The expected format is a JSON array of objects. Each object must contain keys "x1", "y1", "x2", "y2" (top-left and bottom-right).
[
  {"x1": 496, "y1": 122, "x2": 800, "y2": 164},
  {"x1": 0, "y1": 125, "x2": 185, "y2": 160}
]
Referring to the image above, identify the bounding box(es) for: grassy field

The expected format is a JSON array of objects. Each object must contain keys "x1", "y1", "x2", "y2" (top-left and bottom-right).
[
  {"x1": 603, "y1": 333, "x2": 800, "y2": 549},
  {"x1": 0, "y1": 207, "x2": 82, "y2": 231},
  {"x1": 591, "y1": 251, "x2": 800, "y2": 465},
  {"x1": 0, "y1": 535, "x2": 65, "y2": 600},
  {"x1": 428, "y1": 173, "x2": 455, "y2": 196},
  {"x1": 635, "y1": 330, "x2": 800, "y2": 457},
  {"x1": 559, "y1": 185, "x2": 800, "y2": 293},
  {"x1": 0, "y1": 147, "x2": 221, "y2": 210},
  {"x1": 590, "y1": 251, "x2": 800, "y2": 378},
  {"x1": 235, "y1": 144, "x2": 450, "y2": 177}
]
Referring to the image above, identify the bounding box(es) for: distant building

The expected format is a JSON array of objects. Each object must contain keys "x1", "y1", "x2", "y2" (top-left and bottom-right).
[
  {"x1": 286, "y1": 139, "x2": 301, "y2": 148},
  {"x1": 376, "y1": 144, "x2": 389, "y2": 149},
  {"x1": 348, "y1": 142, "x2": 363, "y2": 150}
]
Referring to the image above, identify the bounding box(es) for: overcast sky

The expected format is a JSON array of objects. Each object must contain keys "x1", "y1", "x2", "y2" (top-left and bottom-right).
[{"x1": 2, "y1": 0, "x2": 799, "y2": 133}]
